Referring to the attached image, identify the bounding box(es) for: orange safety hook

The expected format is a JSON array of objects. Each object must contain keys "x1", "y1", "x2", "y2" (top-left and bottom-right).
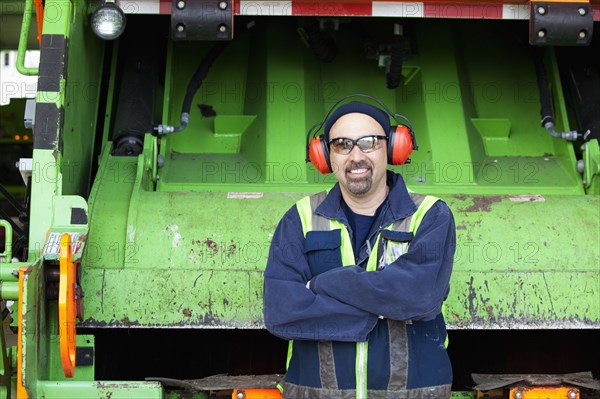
[{"x1": 59, "y1": 233, "x2": 77, "y2": 378}]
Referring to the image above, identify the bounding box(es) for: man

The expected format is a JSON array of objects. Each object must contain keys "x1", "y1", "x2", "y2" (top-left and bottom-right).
[{"x1": 263, "y1": 99, "x2": 455, "y2": 399}]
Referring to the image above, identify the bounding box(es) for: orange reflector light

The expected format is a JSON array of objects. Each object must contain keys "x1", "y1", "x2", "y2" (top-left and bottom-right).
[
  {"x1": 23, "y1": 135, "x2": 29, "y2": 140},
  {"x1": 15, "y1": 135, "x2": 21, "y2": 141},
  {"x1": 232, "y1": 388, "x2": 282, "y2": 399},
  {"x1": 510, "y1": 386, "x2": 579, "y2": 399}
]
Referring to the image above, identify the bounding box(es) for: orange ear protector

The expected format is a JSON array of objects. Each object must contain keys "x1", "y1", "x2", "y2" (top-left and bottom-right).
[{"x1": 306, "y1": 94, "x2": 417, "y2": 174}]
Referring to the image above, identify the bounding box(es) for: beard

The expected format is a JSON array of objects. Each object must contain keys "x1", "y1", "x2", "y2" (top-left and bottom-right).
[{"x1": 344, "y1": 161, "x2": 373, "y2": 196}]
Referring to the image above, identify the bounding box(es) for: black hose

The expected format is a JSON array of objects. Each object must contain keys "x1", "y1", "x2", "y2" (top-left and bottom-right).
[
  {"x1": 303, "y1": 18, "x2": 338, "y2": 63},
  {"x1": 532, "y1": 48, "x2": 554, "y2": 126},
  {"x1": 155, "y1": 22, "x2": 255, "y2": 135},
  {"x1": 164, "y1": 41, "x2": 229, "y2": 134},
  {"x1": 387, "y1": 35, "x2": 406, "y2": 89},
  {"x1": 181, "y1": 41, "x2": 229, "y2": 117},
  {"x1": 532, "y1": 48, "x2": 583, "y2": 141}
]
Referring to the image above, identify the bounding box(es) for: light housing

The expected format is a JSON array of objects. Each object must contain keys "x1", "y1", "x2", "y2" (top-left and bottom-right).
[{"x1": 90, "y1": 2, "x2": 126, "y2": 40}]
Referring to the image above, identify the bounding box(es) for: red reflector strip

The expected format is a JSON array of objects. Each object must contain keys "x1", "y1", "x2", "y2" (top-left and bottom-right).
[
  {"x1": 159, "y1": 0, "x2": 171, "y2": 14},
  {"x1": 293, "y1": 1, "x2": 373, "y2": 15},
  {"x1": 424, "y1": 2, "x2": 503, "y2": 18},
  {"x1": 131, "y1": 0, "x2": 600, "y2": 20}
]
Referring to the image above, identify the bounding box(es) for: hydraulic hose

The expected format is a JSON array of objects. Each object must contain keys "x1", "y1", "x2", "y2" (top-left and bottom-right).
[
  {"x1": 302, "y1": 18, "x2": 338, "y2": 63},
  {"x1": 532, "y1": 48, "x2": 587, "y2": 141},
  {"x1": 154, "y1": 22, "x2": 255, "y2": 136},
  {"x1": 387, "y1": 24, "x2": 408, "y2": 90},
  {"x1": 154, "y1": 41, "x2": 228, "y2": 135}
]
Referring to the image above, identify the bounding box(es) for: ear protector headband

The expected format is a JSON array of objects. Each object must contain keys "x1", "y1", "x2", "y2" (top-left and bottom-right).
[{"x1": 306, "y1": 94, "x2": 417, "y2": 174}]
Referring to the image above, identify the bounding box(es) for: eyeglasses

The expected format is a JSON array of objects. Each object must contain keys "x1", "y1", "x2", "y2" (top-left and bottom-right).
[{"x1": 328, "y1": 135, "x2": 387, "y2": 155}]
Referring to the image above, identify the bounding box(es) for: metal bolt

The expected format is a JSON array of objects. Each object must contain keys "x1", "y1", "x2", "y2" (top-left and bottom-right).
[
  {"x1": 537, "y1": 6, "x2": 546, "y2": 14},
  {"x1": 578, "y1": 7, "x2": 586, "y2": 15},
  {"x1": 177, "y1": 0, "x2": 185, "y2": 9},
  {"x1": 578, "y1": 30, "x2": 587, "y2": 39},
  {"x1": 582, "y1": 179, "x2": 588, "y2": 186},
  {"x1": 568, "y1": 389, "x2": 578, "y2": 399},
  {"x1": 538, "y1": 29, "x2": 546, "y2": 38},
  {"x1": 11, "y1": 270, "x2": 19, "y2": 277},
  {"x1": 236, "y1": 391, "x2": 245, "y2": 399},
  {"x1": 576, "y1": 159, "x2": 584, "y2": 173},
  {"x1": 219, "y1": 1, "x2": 228, "y2": 10},
  {"x1": 219, "y1": 24, "x2": 227, "y2": 33},
  {"x1": 513, "y1": 390, "x2": 523, "y2": 399},
  {"x1": 176, "y1": 24, "x2": 185, "y2": 33},
  {"x1": 155, "y1": 174, "x2": 160, "y2": 181}
]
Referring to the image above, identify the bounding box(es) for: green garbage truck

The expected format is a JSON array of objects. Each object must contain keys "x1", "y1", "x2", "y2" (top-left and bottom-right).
[{"x1": 0, "y1": 0, "x2": 599, "y2": 397}]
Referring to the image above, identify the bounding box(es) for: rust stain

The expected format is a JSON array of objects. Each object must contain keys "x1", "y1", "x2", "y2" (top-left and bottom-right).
[
  {"x1": 183, "y1": 308, "x2": 192, "y2": 317},
  {"x1": 463, "y1": 196, "x2": 502, "y2": 212},
  {"x1": 454, "y1": 194, "x2": 468, "y2": 201},
  {"x1": 204, "y1": 239, "x2": 218, "y2": 254},
  {"x1": 119, "y1": 317, "x2": 141, "y2": 327},
  {"x1": 226, "y1": 241, "x2": 237, "y2": 257},
  {"x1": 466, "y1": 276, "x2": 477, "y2": 319}
]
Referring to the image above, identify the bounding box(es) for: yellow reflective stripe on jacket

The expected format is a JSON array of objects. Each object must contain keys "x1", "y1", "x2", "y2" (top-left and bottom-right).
[
  {"x1": 296, "y1": 195, "x2": 315, "y2": 238},
  {"x1": 409, "y1": 195, "x2": 439, "y2": 234},
  {"x1": 365, "y1": 234, "x2": 381, "y2": 272},
  {"x1": 330, "y1": 219, "x2": 355, "y2": 266}
]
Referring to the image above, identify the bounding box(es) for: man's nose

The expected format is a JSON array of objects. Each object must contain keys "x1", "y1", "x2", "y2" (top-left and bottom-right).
[{"x1": 348, "y1": 144, "x2": 366, "y2": 161}]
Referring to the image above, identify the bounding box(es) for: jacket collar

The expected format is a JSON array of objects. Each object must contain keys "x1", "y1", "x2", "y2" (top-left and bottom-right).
[{"x1": 315, "y1": 171, "x2": 417, "y2": 224}]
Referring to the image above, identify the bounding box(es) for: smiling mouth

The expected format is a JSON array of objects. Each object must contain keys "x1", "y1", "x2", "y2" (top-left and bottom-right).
[
  {"x1": 346, "y1": 166, "x2": 372, "y2": 179},
  {"x1": 345, "y1": 162, "x2": 372, "y2": 177}
]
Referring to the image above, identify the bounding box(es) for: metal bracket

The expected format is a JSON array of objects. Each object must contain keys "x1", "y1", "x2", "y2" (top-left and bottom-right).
[
  {"x1": 171, "y1": 0, "x2": 233, "y2": 41},
  {"x1": 530, "y1": 1, "x2": 593, "y2": 46},
  {"x1": 24, "y1": 99, "x2": 36, "y2": 130}
]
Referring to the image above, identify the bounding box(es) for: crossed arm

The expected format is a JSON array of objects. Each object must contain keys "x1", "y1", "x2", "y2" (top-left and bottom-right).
[{"x1": 263, "y1": 202, "x2": 455, "y2": 341}]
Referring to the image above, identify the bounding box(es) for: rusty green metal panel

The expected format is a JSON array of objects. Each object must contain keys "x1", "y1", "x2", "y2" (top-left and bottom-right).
[
  {"x1": 36, "y1": 381, "x2": 163, "y2": 398},
  {"x1": 446, "y1": 192, "x2": 599, "y2": 327},
  {"x1": 82, "y1": 148, "x2": 599, "y2": 328}
]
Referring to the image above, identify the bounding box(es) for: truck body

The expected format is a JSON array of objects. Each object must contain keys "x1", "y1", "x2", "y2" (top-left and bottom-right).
[{"x1": 1, "y1": 0, "x2": 599, "y2": 398}]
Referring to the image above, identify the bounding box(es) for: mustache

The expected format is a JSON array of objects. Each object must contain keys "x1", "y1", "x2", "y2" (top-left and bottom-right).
[{"x1": 345, "y1": 161, "x2": 372, "y2": 173}]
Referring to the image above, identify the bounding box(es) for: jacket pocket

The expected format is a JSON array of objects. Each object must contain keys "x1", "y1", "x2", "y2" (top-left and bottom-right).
[
  {"x1": 378, "y1": 230, "x2": 413, "y2": 269},
  {"x1": 304, "y1": 229, "x2": 343, "y2": 277}
]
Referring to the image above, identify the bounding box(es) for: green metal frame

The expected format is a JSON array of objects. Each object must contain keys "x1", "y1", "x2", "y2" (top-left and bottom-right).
[
  {"x1": 9, "y1": 1, "x2": 599, "y2": 398},
  {"x1": 583, "y1": 139, "x2": 600, "y2": 194},
  {"x1": 0, "y1": 220, "x2": 12, "y2": 262},
  {"x1": 0, "y1": 221, "x2": 15, "y2": 399},
  {"x1": 16, "y1": 0, "x2": 38, "y2": 76}
]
